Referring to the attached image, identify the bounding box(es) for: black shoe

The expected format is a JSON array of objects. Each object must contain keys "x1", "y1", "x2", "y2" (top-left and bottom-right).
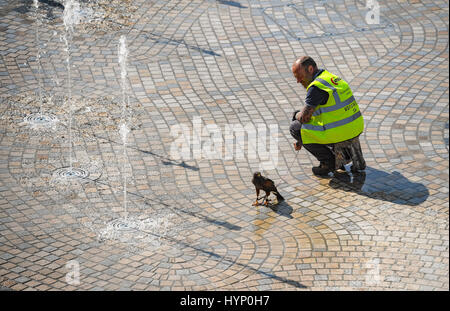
[{"x1": 312, "y1": 163, "x2": 333, "y2": 176}]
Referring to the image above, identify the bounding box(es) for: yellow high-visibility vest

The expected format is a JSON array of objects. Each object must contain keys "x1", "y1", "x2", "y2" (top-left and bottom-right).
[{"x1": 301, "y1": 70, "x2": 364, "y2": 144}]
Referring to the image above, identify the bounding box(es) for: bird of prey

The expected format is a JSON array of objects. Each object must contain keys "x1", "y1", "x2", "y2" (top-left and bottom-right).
[{"x1": 252, "y1": 172, "x2": 284, "y2": 206}]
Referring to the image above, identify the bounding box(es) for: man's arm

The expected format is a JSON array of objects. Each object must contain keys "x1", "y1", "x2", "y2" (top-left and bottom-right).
[
  {"x1": 296, "y1": 105, "x2": 315, "y2": 123},
  {"x1": 296, "y1": 85, "x2": 329, "y2": 124}
]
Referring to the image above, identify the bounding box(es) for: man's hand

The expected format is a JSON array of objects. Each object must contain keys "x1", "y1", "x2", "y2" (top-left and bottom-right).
[
  {"x1": 294, "y1": 141, "x2": 302, "y2": 151},
  {"x1": 296, "y1": 105, "x2": 315, "y2": 124}
]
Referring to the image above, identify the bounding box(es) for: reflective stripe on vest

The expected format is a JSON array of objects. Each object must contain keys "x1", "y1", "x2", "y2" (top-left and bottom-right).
[
  {"x1": 312, "y1": 78, "x2": 356, "y2": 117},
  {"x1": 302, "y1": 111, "x2": 362, "y2": 131}
]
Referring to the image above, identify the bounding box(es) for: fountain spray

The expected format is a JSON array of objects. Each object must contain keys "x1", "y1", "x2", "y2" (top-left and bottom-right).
[
  {"x1": 22, "y1": 0, "x2": 59, "y2": 131},
  {"x1": 118, "y1": 35, "x2": 129, "y2": 219},
  {"x1": 33, "y1": 0, "x2": 43, "y2": 113},
  {"x1": 62, "y1": 0, "x2": 80, "y2": 171}
]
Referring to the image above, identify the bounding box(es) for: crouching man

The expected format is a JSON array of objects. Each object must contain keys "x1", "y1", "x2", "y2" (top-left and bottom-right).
[{"x1": 290, "y1": 56, "x2": 365, "y2": 176}]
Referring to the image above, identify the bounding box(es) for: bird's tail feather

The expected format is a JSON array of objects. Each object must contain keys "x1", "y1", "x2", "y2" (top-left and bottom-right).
[{"x1": 275, "y1": 192, "x2": 284, "y2": 202}]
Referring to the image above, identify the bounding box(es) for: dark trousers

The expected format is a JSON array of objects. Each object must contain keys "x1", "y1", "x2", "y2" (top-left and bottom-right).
[{"x1": 290, "y1": 120, "x2": 335, "y2": 167}]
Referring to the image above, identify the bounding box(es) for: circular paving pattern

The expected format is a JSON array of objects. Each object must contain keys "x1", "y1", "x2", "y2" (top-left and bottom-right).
[{"x1": 0, "y1": 0, "x2": 448, "y2": 291}]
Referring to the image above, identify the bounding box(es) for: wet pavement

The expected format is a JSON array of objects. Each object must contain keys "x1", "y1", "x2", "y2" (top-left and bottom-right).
[{"x1": 0, "y1": 0, "x2": 448, "y2": 290}]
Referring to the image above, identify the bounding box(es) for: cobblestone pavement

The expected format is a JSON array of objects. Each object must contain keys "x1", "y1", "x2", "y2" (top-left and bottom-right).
[{"x1": 0, "y1": 0, "x2": 448, "y2": 291}]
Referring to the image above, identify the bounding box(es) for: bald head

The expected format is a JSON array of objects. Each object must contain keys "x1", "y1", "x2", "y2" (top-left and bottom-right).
[
  {"x1": 292, "y1": 56, "x2": 317, "y2": 72},
  {"x1": 292, "y1": 56, "x2": 318, "y2": 89}
]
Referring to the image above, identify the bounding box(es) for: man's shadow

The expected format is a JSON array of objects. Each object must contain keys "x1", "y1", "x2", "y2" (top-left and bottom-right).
[{"x1": 329, "y1": 167, "x2": 429, "y2": 206}]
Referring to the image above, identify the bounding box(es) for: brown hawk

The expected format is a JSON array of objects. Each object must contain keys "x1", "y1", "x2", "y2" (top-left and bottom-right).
[{"x1": 252, "y1": 172, "x2": 284, "y2": 206}]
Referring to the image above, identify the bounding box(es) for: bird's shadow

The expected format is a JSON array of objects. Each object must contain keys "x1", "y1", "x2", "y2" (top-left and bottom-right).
[{"x1": 266, "y1": 199, "x2": 294, "y2": 219}]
